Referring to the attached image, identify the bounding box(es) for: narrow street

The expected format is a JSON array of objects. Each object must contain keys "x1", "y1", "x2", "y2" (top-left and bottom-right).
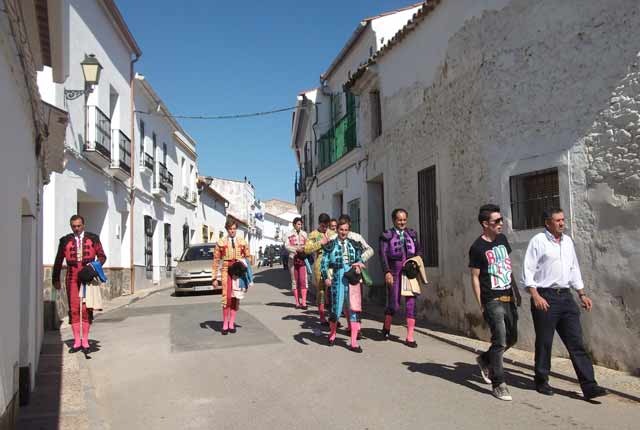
[{"x1": 21, "y1": 267, "x2": 640, "y2": 430}]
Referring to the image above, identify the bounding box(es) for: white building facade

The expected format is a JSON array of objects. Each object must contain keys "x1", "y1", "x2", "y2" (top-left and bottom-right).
[
  {"x1": 1, "y1": 0, "x2": 68, "y2": 424},
  {"x1": 294, "y1": 0, "x2": 640, "y2": 372},
  {"x1": 209, "y1": 177, "x2": 264, "y2": 256},
  {"x1": 132, "y1": 75, "x2": 204, "y2": 289},
  {"x1": 260, "y1": 199, "x2": 300, "y2": 249},
  {"x1": 39, "y1": 0, "x2": 141, "y2": 302},
  {"x1": 292, "y1": 2, "x2": 424, "y2": 282},
  {"x1": 196, "y1": 183, "x2": 228, "y2": 245}
]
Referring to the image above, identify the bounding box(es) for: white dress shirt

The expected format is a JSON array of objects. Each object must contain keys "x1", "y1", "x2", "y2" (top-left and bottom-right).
[
  {"x1": 522, "y1": 229, "x2": 584, "y2": 290},
  {"x1": 75, "y1": 232, "x2": 84, "y2": 261}
]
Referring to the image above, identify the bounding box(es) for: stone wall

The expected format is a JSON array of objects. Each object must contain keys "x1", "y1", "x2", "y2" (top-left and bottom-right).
[{"x1": 365, "y1": 0, "x2": 640, "y2": 372}]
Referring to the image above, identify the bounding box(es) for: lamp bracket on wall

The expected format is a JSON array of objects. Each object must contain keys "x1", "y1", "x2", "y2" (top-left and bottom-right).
[{"x1": 64, "y1": 89, "x2": 90, "y2": 100}]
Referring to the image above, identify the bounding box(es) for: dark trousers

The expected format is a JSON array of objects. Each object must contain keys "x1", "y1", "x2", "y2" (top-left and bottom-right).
[
  {"x1": 531, "y1": 289, "x2": 597, "y2": 392},
  {"x1": 481, "y1": 301, "x2": 518, "y2": 387}
]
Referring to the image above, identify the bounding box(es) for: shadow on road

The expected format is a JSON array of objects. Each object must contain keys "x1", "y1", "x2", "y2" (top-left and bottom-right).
[
  {"x1": 265, "y1": 301, "x2": 297, "y2": 309},
  {"x1": 282, "y1": 312, "x2": 328, "y2": 332},
  {"x1": 199, "y1": 320, "x2": 243, "y2": 333},
  {"x1": 403, "y1": 361, "x2": 588, "y2": 401},
  {"x1": 171, "y1": 290, "x2": 221, "y2": 298},
  {"x1": 253, "y1": 268, "x2": 290, "y2": 291},
  {"x1": 16, "y1": 331, "x2": 63, "y2": 428}
]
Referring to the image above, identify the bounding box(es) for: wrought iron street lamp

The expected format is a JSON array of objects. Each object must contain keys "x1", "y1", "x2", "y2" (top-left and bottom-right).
[{"x1": 64, "y1": 54, "x2": 103, "y2": 100}]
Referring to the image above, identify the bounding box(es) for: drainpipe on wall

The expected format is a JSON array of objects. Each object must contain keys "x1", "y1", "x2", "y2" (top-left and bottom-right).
[{"x1": 129, "y1": 52, "x2": 141, "y2": 294}]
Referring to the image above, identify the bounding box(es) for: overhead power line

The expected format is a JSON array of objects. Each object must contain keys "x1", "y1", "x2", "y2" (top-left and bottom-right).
[{"x1": 134, "y1": 105, "x2": 298, "y2": 120}]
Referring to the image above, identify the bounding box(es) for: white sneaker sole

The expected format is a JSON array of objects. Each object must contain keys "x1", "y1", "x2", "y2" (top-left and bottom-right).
[{"x1": 494, "y1": 394, "x2": 513, "y2": 401}]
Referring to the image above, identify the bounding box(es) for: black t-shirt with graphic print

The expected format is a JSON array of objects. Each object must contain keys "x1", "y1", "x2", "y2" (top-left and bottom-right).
[{"x1": 468, "y1": 234, "x2": 513, "y2": 304}]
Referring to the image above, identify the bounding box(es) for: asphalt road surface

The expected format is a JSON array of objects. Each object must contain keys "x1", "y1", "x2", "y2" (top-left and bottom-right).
[{"x1": 83, "y1": 267, "x2": 640, "y2": 430}]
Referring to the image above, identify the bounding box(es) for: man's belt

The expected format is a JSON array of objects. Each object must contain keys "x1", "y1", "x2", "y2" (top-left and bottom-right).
[
  {"x1": 493, "y1": 295, "x2": 513, "y2": 303},
  {"x1": 539, "y1": 287, "x2": 570, "y2": 295}
]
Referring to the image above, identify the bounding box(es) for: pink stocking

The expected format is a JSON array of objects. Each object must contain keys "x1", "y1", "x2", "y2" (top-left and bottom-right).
[
  {"x1": 407, "y1": 318, "x2": 416, "y2": 342},
  {"x1": 72, "y1": 323, "x2": 81, "y2": 349},
  {"x1": 81, "y1": 322, "x2": 90, "y2": 349},
  {"x1": 319, "y1": 303, "x2": 326, "y2": 322},
  {"x1": 222, "y1": 307, "x2": 230, "y2": 330},
  {"x1": 384, "y1": 314, "x2": 392, "y2": 331},
  {"x1": 229, "y1": 309, "x2": 237, "y2": 329},
  {"x1": 301, "y1": 288, "x2": 308, "y2": 307},
  {"x1": 293, "y1": 288, "x2": 300, "y2": 306},
  {"x1": 329, "y1": 321, "x2": 337, "y2": 342},
  {"x1": 350, "y1": 322, "x2": 361, "y2": 348}
]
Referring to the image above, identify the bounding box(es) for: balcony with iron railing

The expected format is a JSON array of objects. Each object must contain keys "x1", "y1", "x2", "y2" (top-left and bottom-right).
[
  {"x1": 84, "y1": 105, "x2": 111, "y2": 167},
  {"x1": 109, "y1": 129, "x2": 131, "y2": 181},
  {"x1": 163, "y1": 170, "x2": 173, "y2": 189},
  {"x1": 140, "y1": 152, "x2": 154, "y2": 173},
  {"x1": 152, "y1": 162, "x2": 168, "y2": 195}
]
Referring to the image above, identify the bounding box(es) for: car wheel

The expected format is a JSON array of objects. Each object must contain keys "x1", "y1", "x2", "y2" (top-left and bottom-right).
[{"x1": 175, "y1": 290, "x2": 184, "y2": 297}]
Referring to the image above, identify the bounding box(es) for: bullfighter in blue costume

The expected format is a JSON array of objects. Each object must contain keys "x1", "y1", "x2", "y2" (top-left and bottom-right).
[{"x1": 321, "y1": 215, "x2": 373, "y2": 352}]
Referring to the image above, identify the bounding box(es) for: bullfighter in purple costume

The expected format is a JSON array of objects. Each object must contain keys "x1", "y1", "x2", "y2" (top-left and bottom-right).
[{"x1": 379, "y1": 208, "x2": 423, "y2": 347}]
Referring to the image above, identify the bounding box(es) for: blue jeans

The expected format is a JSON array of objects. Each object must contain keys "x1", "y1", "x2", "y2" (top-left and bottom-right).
[{"x1": 481, "y1": 300, "x2": 518, "y2": 387}]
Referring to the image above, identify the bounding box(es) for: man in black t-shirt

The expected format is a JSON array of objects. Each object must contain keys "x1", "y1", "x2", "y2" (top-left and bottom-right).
[{"x1": 469, "y1": 204, "x2": 520, "y2": 401}]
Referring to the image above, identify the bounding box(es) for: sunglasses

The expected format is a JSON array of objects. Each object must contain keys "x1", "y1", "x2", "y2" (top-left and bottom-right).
[{"x1": 489, "y1": 218, "x2": 504, "y2": 225}]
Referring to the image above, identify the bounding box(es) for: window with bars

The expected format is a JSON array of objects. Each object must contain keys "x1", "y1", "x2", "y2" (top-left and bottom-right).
[
  {"x1": 164, "y1": 223, "x2": 172, "y2": 271},
  {"x1": 418, "y1": 166, "x2": 439, "y2": 267},
  {"x1": 347, "y1": 199, "x2": 361, "y2": 234},
  {"x1": 510, "y1": 168, "x2": 560, "y2": 230},
  {"x1": 144, "y1": 215, "x2": 154, "y2": 272}
]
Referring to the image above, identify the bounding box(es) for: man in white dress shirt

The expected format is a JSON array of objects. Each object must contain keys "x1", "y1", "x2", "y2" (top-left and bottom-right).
[{"x1": 523, "y1": 207, "x2": 607, "y2": 400}]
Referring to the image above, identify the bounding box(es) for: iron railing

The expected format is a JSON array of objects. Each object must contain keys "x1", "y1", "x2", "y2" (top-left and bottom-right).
[
  {"x1": 86, "y1": 105, "x2": 111, "y2": 158},
  {"x1": 142, "y1": 152, "x2": 154, "y2": 171},
  {"x1": 114, "y1": 130, "x2": 131, "y2": 173},
  {"x1": 164, "y1": 171, "x2": 174, "y2": 188},
  {"x1": 156, "y1": 162, "x2": 168, "y2": 191}
]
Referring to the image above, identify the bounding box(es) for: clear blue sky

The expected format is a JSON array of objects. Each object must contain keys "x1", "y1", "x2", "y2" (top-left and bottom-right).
[{"x1": 117, "y1": 0, "x2": 415, "y2": 202}]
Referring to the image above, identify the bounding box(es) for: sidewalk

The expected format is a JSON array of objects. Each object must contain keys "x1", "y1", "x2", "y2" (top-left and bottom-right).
[
  {"x1": 17, "y1": 284, "x2": 171, "y2": 430},
  {"x1": 308, "y1": 286, "x2": 640, "y2": 403},
  {"x1": 360, "y1": 301, "x2": 640, "y2": 403}
]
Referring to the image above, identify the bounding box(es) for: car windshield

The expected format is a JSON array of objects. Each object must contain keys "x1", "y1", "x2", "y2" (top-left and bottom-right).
[{"x1": 181, "y1": 245, "x2": 214, "y2": 261}]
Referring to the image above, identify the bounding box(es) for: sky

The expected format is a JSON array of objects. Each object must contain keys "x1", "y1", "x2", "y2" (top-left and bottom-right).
[{"x1": 117, "y1": 0, "x2": 418, "y2": 203}]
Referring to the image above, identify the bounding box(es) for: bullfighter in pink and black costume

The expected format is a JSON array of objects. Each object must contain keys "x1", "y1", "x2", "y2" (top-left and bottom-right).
[
  {"x1": 379, "y1": 208, "x2": 422, "y2": 347},
  {"x1": 52, "y1": 215, "x2": 106, "y2": 351}
]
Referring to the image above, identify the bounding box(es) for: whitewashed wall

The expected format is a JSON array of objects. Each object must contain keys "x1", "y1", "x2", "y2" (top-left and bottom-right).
[{"x1": 364, "y1": 0, "x2": 640, "y2": 371}]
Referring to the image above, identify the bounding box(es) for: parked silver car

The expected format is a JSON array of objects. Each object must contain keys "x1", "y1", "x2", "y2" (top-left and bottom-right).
[{"x1": 174, "y1": 243, "x2": 221, "y2": 296}]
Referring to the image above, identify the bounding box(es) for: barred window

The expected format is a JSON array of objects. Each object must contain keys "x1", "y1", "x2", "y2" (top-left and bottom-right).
[
  {"x1": 144, "y1": 215, "x2": 154, "y2": 273},
  {"x1": 510, "y1": 168, "x2": 560, "y2": 230}
]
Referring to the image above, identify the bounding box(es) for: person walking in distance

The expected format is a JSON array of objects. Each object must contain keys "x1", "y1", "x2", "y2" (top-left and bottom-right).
[
  {"x1": 523, "y1": 208, "x2": 607, "y2": 400},
  {"x1": 285, "y1": 217, "x2": 309, "y2": 309},
  {"x1": 379, "y1": 208, "x2": 423, "y2": 347},
  {"x1": 213, "y1": 217, "x2": 251, "y2": 335},
  {"x1": 52, "y1": 215, "x2": 106, "y2": 352},
  {"x1": 469, "y1": 204, "x2": 520, "y2": 401},
  {"x1": 304, "y1": 213, "x2": 335, "y2": 324}
]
